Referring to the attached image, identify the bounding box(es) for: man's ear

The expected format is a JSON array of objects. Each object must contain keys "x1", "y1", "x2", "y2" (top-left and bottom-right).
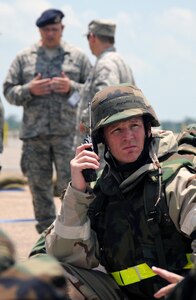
[
  {"x1": 101, "y1": 130, "x2": 106, "y2": 145},
  {"x1": 60, "y1": 25, "x2": 65, "y2": 37},
  {"x1": 91, "y1": 33, "x2": 97, "y2": 43},
  {"x1": 103, "y1": 138, "x2": 110, "y2": 150}
]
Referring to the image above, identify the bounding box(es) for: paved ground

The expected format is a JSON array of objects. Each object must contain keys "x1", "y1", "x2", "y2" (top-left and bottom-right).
[{"x1": 0, "y1": 135, "x2": 61, "y2": 261}]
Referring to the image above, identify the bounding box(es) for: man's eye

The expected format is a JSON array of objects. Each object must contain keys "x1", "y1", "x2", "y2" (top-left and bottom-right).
[
  {"x1": 132, "y1": 124, "x2": 139, "y2": 129},
  {"x1": 112, "y1": 128, "x2": 121, "y2": 134}
]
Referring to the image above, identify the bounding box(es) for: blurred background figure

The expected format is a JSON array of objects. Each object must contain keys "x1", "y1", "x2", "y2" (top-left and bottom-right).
[
  {"x1": 3, "y1": 8, "x2": 92, "y2": 234},
  {"x1": 75, "y1": 19, "x2": 136, "y2": 147},
  {"x1": 0, "y1": 229, "x2": 71, "y2": 300}
]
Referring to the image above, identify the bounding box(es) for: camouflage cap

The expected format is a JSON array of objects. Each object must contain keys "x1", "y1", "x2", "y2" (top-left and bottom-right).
[
  {"x1": 91, "y1": 84, "x2": 160, "y2": 143},
  {"x1": 86, "y1": 19, "x2": 116, "y2": 37},
  {"x1": 0, "y1": 254, "x2": 70, "y2": 299}
]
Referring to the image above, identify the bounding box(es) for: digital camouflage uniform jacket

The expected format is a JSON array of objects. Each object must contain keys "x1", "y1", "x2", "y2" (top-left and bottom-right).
[
  {"x1": 76, "y1": 46, "x2": 135, "y2": 140},
  {"x1": 3, "y1": 41, "x2": 92, "y2": 140},
  {"x1": 45, "y1": 129, "x2": 196, "y2": 298}
]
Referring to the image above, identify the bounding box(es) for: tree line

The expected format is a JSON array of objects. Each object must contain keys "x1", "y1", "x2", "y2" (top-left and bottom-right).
[{"x1": 5, "y1": 114, "x2": 196, "y2": 133}]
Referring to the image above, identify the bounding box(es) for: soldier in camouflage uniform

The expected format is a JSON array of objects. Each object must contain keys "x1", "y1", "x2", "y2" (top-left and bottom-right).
[
  {"x1": 43, "y1": 84, "x2": 195, "y2": 299},
  {"x1": 3, "y1": 9, "x2": 92, "y2": 234},
  {"x1": 75, "y1": 19, "x2": 135, "y2": 146}
]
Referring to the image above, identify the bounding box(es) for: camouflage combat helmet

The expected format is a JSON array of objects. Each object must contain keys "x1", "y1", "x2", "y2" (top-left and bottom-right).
[
  {"x1": 91, "y1": 84, "x2": 160, "y2": 144},
  {"x1": 0, "y1": 254, "x2": 70, "y2": 300}
]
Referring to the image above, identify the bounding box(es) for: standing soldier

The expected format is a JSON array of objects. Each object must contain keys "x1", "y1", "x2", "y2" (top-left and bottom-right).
[
  {"x1": 75, "y1": 19, "x2": 136, "y2": 145},
  {"x1": 3, "y1": 8, "x2": 92, "y2": 234}
]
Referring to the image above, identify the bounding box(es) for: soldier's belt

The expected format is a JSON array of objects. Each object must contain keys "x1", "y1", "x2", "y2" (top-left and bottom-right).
[{"x1": 111, "y1": 254, "x2": 193, "y2": 286}]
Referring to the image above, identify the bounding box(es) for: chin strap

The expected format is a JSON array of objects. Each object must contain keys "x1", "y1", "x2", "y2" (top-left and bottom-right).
[
  {"x1": 149, "y1": 143, "x2": 162, "y2": 207},
  {"x1": 146, "y1": 142, "x2": 169, "y2": 268}
]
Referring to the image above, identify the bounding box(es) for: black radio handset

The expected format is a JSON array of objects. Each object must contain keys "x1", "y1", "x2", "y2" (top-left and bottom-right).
[{"x1": 82, "y1": 102, "x2": 97, "y2": 182}]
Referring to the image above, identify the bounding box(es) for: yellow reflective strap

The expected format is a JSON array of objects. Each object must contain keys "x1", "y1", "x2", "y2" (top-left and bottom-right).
[
  {"x1": 183, "y1": 253, "x2": 194, "y2": 269},
  {"x1": 111, "y1": 271, "x2": 124, "y2": 286},
  {"x1": 111, "y1": 263, "x2": 156, "y2": 286},
  {"x1": 137, "y1": 263, "x2": 157, "y2": 279},
  {"x1": 111, "y1": 253, "x2": 194, "y2": 286}
]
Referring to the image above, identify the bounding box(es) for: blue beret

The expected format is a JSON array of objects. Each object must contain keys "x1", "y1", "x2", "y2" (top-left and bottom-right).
[{"x1": 36, "y1": 9, "x2": 64, "y2": 28}]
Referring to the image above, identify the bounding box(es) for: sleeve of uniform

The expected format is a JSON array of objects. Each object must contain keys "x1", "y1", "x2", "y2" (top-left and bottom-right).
[
  {"x1": 3, "y1": 55, "x2": 33, "y2": 106},
  {"x1": 165, "y1": 167, "x2": 196, "y2": 261},
  {"x1": 45, "y1": 183, "x2": 100, "y2": 269}
]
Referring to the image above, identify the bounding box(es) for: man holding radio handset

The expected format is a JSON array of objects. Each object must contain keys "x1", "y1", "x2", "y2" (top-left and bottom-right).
[{"x1": 45, "y1": 85, "x2": 196, "y2": 299}]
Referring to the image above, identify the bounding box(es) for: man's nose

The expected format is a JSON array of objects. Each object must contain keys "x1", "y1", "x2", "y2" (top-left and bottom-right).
[{"x1": 122, "y1": 128, "x2": 134, "y2": 140}]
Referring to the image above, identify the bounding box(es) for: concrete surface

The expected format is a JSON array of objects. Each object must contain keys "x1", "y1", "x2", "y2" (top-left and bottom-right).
[{"x1": 0, "y1": 135, "x2": 61, "y2": 261}]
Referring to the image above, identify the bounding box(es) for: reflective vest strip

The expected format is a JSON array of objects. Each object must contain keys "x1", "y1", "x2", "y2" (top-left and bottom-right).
[
  {"x1": 111, "y1": 263, "x2": 156, "y2": 286},
  {"x1": 111, "y1": 254, "x2": 193, "y2": 286},
  {"x1": 183, "y1": 253, "x2": 194, "y2": 269}
]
